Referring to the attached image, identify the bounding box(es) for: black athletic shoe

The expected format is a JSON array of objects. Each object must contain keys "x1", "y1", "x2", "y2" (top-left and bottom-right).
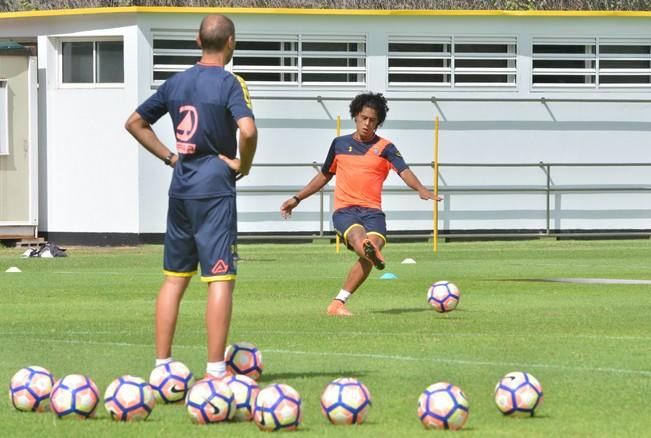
[{"x1": 363, "y1": 239, "x2": 385, "y2": 270}]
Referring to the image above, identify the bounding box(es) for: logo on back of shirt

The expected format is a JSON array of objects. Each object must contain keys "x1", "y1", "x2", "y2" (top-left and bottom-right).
[{"x1": 176, "y1": 105, "x2": 198, "y2": 154}]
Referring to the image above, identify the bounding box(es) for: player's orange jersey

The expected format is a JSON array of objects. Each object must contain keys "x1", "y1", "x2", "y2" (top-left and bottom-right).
[{"x1": 321, "y1": 134, "x2": 409, "y2": 210}]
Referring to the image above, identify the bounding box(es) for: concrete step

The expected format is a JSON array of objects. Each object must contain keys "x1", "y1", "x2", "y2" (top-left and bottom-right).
[{"x1": 15, "y1": 237, "x2": 46, "y2": 247}]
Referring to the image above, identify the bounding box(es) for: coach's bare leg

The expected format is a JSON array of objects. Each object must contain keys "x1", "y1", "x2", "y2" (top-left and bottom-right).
[
  {"x1": 206, "y1": 279, "x2": 234, "y2": 362},
  {"x1": 156, "y1": 276, "x2": 191, "y2": 359}
]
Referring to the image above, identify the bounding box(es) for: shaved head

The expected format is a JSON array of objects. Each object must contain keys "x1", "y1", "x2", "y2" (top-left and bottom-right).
[{"x1": 199, "y1": 15, "x2": 235, "y2": 53}]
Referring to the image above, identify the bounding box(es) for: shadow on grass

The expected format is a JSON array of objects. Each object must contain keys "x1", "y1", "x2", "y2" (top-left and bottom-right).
[
  {"x1": 371, "y1": 307, "x2": 433, "y2": 315},
  {"x1": 260, "y1": 370, "x2": 369, "y2": 382},
  {"x1": 491, "y1": 277, "x2": 651, "y2": 285}
]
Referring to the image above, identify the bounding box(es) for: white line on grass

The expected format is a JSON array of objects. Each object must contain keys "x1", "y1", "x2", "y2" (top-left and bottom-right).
[
  {"x1": 2, "y1": 330, "x2": 649, "y2": 342},
  {"x1": 51, "y1": 271, "x2": 160, "y2": 276},
  {"x1": 263, "y1": 349, "x2": 651, "y2": 378},
  {"x1": 18, "y1": 337, "x2": 651, "y2": 378},
  {"x1": 238, "y1": 330, "x2": 651, "y2": 342}
]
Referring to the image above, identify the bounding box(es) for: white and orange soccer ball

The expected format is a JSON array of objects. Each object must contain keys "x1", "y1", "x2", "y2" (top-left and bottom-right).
[
  {"x1": 427, "y1": 281, "x2": 460, "y2": 313},
  {"x1": 104, "y1": 375, "x2": 156, "y2": 422},
  {"x1": 417, "y1": 382, "x2": 469, "y2": 430},
  {"x1": 225, "y1": 342, "x2": 263, "y2": 380},
  {"x1": 149, "y1": 361, "x2": 194, "y2": 403},
  {"x1": 253, "y1": 383, "x2": 302, "y2": 432},
  {"x1": 495, "y1": 371, "x2": 544, "y2": 417},
  {"x1": 225, "y1": 374, "x2": 260, "y2": 421},
  {"x1": 320, "y1": 377, "x2": 372, "y2": 425},
  {"x1": 50, "y1": 374, "x2": 99, "y2": 419},
  {"x1": 9, "y1": 366, "x2": 55, "y2": 412},
  {"x1": 185, "y1": 378, "x2": 235, "y2": 424}
]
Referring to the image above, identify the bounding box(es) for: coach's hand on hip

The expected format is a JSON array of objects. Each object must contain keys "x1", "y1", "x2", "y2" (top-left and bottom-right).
[{"x1": 219, "y1": 154, "x2": 246, "y2": 179}]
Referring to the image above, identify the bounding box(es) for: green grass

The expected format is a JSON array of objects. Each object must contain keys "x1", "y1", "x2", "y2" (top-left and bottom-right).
[{"x1": 1, "y1": 240, "x2": 650, "y2": 437}]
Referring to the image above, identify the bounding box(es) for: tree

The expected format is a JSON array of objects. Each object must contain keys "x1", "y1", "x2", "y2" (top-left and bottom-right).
[{"x1": 1, "y1": 0, "x2": 651, "y2": 12}]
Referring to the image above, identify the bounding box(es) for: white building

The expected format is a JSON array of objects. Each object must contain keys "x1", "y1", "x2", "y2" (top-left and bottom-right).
[{"x1": 0, "y1": 6, "x2": 649, "y2": 244}]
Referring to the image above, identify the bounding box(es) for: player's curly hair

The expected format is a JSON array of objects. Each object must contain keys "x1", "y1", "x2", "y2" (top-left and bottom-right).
[{"x1": 349, "y1": 92, "x2": 389, "y2": 126}]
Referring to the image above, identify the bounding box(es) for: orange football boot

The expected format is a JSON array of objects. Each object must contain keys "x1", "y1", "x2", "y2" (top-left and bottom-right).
[{"x1": 327, "y1": 300, "x2": 353, "y2": 317}]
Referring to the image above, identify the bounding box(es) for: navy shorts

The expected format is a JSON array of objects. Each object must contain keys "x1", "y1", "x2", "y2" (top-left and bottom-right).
[
  {"x1": 332, "y1": 206, "x2": 387, "y2": 248},
  {"x1": 164, "y1": 196, "x2": 237, "y2": 282}
]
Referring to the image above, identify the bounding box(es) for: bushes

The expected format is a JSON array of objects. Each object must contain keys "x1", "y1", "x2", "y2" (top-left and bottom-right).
[{"x1": 1, "y1": 0, "x2": 650, "y2": 12}]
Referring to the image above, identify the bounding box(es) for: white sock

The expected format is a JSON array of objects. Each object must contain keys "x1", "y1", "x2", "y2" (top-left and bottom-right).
[
  {"x1": 206, "y1": 361, "x2": 227, "y2": 377},
  {"x1": 335, "y1": 289, "x2": 352, "y2": 303},
  {"x1": 155, "y1": 357, "x2": 173, "y2": 367}
]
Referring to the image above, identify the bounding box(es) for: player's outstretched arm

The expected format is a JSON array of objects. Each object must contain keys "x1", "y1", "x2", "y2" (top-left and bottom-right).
[
  {"x1": 280, "y1": 172, "x2": 332, "y2": 219},
  {"x1": 399, "y1": 168, "x2": 442, "y2": 201}
]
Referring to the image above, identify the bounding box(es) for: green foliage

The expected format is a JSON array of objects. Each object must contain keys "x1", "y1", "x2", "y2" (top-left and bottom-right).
[
  {"x1": 1, "y1": 0, "x2": 651, "y2": 11},
  {"x1": 1, "y1": 240, "x2": 651, "y2": 436}
]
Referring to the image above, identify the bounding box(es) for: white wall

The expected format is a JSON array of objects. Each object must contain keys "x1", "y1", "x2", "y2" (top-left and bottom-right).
[{"x1": 1, "y1": 10, "x2": 650, "y2": 238}]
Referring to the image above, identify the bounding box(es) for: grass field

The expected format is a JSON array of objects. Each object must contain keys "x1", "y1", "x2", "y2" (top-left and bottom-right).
[{"x1": 1, "y1": 239, "x2": 650, "y2": 437}]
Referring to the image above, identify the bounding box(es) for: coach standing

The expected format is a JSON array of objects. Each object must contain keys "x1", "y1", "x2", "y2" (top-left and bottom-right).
[{"x1": 125, "y1": 15, "x2": 257, "y2": 379}]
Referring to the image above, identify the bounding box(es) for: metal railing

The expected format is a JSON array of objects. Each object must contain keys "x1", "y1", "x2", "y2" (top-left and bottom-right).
[
  {"x1": 238, "y1": 162, "x2": 651, "y2": 240},
  {"x1": 252, "y1": 95, "x2": 651, "y2": 103}
]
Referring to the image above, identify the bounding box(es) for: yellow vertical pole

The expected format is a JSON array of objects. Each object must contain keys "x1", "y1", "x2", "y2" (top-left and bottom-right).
[
  {"x1": 335, "y1": 115, "x2": 342, "y2": 253},
  {"x1": 434, "y1": 117, "x2": 439, "y2": 253}
]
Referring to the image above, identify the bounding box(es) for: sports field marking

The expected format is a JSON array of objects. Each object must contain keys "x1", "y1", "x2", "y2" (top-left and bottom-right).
[
  {"x1": 51, "y1": 271, "x2": 160, "y2": 276},
  {"x1": 513, "y1": 278, "x2": 651, "y2": 285},
  {"x1": 16, "y1": 337, "x2": 651, "y2": 378},
  {"x1": 2, "y1": 330, "x2": 650, "y2": 342},
  {"x1": 263, "y1": 348, "x2": 651, "y2": 378}
]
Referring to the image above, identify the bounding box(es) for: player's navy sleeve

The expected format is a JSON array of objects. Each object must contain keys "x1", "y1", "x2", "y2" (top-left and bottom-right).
[
  {"x1": 136, "y1": 80, "x2": 169, "y2": 124},
  {"x1": 227, "y1": 74, "x2": 254, "y2": 121},
  {"x1": 382, "y1": 143, "x2": 409, "y2": 173},
  {"x1": 320, "y1": 139, "x2": 338, "y2": 176}
]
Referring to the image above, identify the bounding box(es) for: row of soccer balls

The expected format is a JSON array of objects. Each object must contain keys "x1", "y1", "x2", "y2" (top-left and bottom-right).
[{"x1": 10, "y1": 364, "x2": 543, "y2": 431}]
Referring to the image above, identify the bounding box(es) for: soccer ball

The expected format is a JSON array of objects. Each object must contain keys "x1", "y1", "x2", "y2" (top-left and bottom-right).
[
  {"x1": 9, "y1": 366, "x2": 55, "y2": 412},
  {"x1": 495, "y1": 371, "x2": 543, "y2": 417},
  {"x1": 225, "y1": 342, "x2": 263, "y2": 380},
  {"x1": 253, "y1": 383, "x2": 302, "y2": 431},
  {"x1": 149, "y1": 361, "x2": 194, "y2": 403},
  {"x1": 104, "y1": 375, "x2": 156, "y2": 422},
  {"x1": 225, "y1": 374, "x2": 260, "y2": 421},
  {"x1": 185, "y1": 377, "x2": 235, "y2": 424},
  {"x1": 50, "y1": 374, "x2": 99, "y2": 419},
  {"x1": 417, "y1": 382, "x2": 469, "y2": 430},
  {"x1": 427, "y1": 281, "x2": 460, "y2": 313},
  {"x1": 320, "y1": 377, "x2": 372, "y2": 425}
]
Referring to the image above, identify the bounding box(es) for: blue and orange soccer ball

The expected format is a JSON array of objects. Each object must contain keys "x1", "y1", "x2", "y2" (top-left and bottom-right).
[
  {"x1": 427, "y1": 281, "x2": 461, "y2": 313},
  {"x1": 417, "y1": 382, "x2": 469, "y2": 430},
  {"x1": 320, "y1": 377, "x2": 372, "y2": 425},
  {"x1": 9, "y1": 366, "x2": 55, "y2": 412},
  {"x1": 225, "y1": 374, "x2": 260, "y2": 421},
  {"x1": 225, "y1": 342, "x2": 264, "y2": 380},
  {"x1": 50, "y1": 374, "x2": 100, "y2": 419},
  {"x1": 185, "y1": 378, "x2": 235, "y2": 424},
  {"x1": 495, "y1": 371, "x2": 544, "y2": 417},
  {"x1": 104, "y1": 375, "x2": 156, "y2": 422},
  {"x1": 149, "y1": 361, "x2": 194, "y2": 403},
  {"x1": 253, "y1": 383, "x2": 302, "y2": 432}
]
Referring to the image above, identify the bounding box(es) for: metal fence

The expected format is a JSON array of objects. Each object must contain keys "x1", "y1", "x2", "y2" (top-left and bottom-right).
[{"x1": 238, "y1": 161, "x2": 651, "y2": 240}]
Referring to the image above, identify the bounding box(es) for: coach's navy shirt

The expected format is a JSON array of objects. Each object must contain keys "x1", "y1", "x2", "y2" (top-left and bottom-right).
[{"x1": 137, "y1": 63, "x2": 254, "y2": 199}]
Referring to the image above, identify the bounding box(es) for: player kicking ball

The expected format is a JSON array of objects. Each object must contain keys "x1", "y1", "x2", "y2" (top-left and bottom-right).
[{"x1": 280, "y1": 92, "x2": 441, "y2": 316}]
